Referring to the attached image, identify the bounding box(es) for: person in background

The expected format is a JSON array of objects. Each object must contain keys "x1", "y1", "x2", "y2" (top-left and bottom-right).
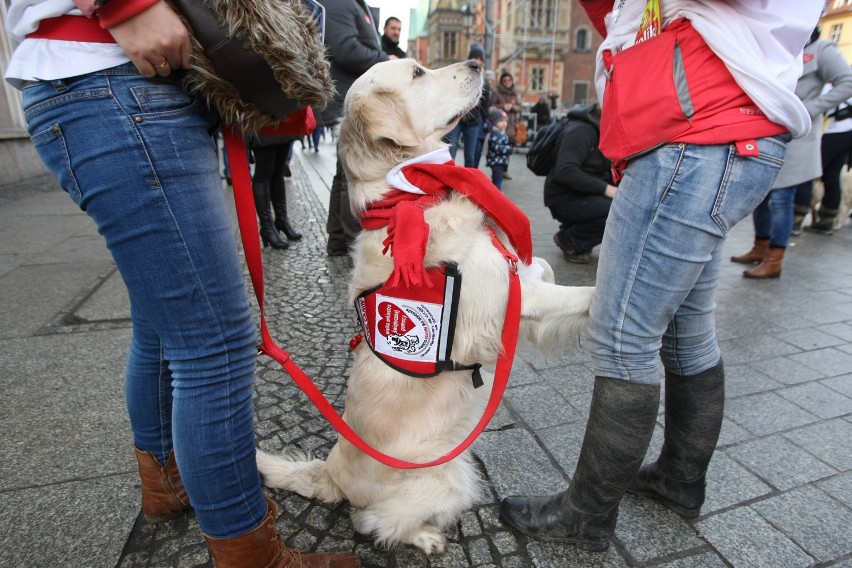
[
  {"x1": 732, "y1": 28, "x2": 852, "y2": 278},
  {"x1": 500, "y1": 0, "x2": 822, "y2": 553},
  {"x1": 380, "y1": 16, "x2": 406, "y2": 59},
  {"x1": 4, "y1": 0, "x2": 359, "y2": 566},
  {"x1": 485, "y1": 108, "x2": 512, "y2": 189},
  {"x1": 475, "y1": 69, "x2": 497, "y2": 167},
  {"x1": 490, "y1": 71, "x2": 522, "y2": 179},
  {"x1": 251, "y1": 138, "x2": 303, "y2": 249},
  {"x1": 547, "y1": 103, "x2": 615, "y2": 264},
  {"x1": 321, "y1": 0, "x2": 392, "y2": 256},
  {"x1": 801, "y1": 92, "x2": 852, "y2": 235},
  {"x1": 532, "y1": 95, "x2": 552, "y2": 129},
  {"x1": 447, "y1": 44, "x2": 490, "y2": 167}
]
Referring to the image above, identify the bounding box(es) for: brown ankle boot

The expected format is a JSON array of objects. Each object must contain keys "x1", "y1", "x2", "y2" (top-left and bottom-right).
[
  {"x1": 134, "y1": 448, "x2": 192, "y2": 523},
  {"x1": 204, "y1": 496, "x2": 360, "y2": 568},
  {"x1": 730, "y1": 239, "x2": 770, "y2": 264},
  {"x1": 743, "y1": 247, "x2": 785, "y2": 279}
]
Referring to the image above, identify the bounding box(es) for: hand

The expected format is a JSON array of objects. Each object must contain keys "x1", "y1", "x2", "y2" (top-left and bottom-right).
[
  {"x1": 604, "y1": 184, "x2": 618, "y2": 199},
  {"x1": 107, "y1": 1, "x2": 192, "y2": 77},
  {"x1": 72, "y1": 0, "x2": 97, "y2": 17},
  {"x1": 388, "y1": 55, "x2": 399, "y2": 60}
]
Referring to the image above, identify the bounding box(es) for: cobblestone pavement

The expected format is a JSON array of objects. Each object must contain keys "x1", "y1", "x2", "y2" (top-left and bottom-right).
[{"x1": 2, "y1": 134, "x2": 851, "y2": 568}]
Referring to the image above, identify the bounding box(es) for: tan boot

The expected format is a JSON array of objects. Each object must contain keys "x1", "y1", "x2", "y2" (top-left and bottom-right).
[
  {"x1": 134, "y1": 448, "x2": 192, "y2": 523},
  {"x1": 743, "y1": 247, "x2": 785, "y2": 279},
  {"x1": 204, "y1": 496, "x2": 360, "y2": 568},
  {"x1": 730, "y1": 239, "x2": 770, "y2": 264}
]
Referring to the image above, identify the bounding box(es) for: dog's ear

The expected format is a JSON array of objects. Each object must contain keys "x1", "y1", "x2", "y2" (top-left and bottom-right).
[{"x1": 346, "y1": 88, "x2": 421, "y2": 149}]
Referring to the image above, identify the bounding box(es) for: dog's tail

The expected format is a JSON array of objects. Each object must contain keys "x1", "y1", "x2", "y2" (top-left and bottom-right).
[{"x1": 256, "y1": 448, "x2": 344, "y2": 504}]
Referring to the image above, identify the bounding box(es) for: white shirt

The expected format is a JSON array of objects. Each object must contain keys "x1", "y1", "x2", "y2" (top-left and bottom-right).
[
  {"x1": 596, "y1": 0, "x2": 824, "y2": 138},
  {"x1": 5, "y1": 0, "x2": 129, "y2": 89}
]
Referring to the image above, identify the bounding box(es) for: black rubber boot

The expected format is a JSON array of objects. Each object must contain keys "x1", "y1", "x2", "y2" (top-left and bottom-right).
[
  {"x1": 500, "y1": 376, "x2": 660, "y2": 551},
  {"x1": 253, "y1": 180, "x2": 289, "y2": 249},
  {"x1": 627, "y1": 360, "x2": 724, "y2": 518},
  {"x1": 805, "y1": 207, "x2": 839, "y2": 235},
  {"x1": 270, "y1": 176, "x2": 302, "y2": 240}
]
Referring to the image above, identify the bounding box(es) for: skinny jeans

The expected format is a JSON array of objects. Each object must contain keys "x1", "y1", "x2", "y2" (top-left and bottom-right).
[
  {"x1": 22, "y1": 63, "x2": 267, "y2": 538},
  {"x1": 589, "y1": 138, "x2": 786, "y2": 383}
]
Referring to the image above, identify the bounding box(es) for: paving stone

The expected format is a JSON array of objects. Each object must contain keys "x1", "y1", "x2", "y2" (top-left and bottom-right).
[
  {"x1": 701, "y1": 452, "x2": 773, "y2": 514},
  {"x1": 492, "y1": 531, "x2": 518, "y2": 555},
  {"x1": 724, "y1": 364, "x2": 781, "y2": 397},
  {"x1": 505, "y1": 381, "x2": 582, "y2": 429},
  {"x1": 474, "y1": 428, "x2": 566, "y2": 499},
  {"x1": 526, "y1": 541, "x2": 629, "y2": 567},
  {"x1": 749, "y1": 356, "x2": 825, "y2": 385},
  {"x1": 654, "y1": 551, "x2": 729, "y2": 567},
  {"x1": 717, "y1": 333, "x2": 803, "y2": 365},
  {"x1": 716, "y1": 417, "x2": 754, "y2": 447},
  {"x1": 751, "y1": 485, "x2": 852, "y2": 562},
  {"x1": 0, "y1": 474, "x2": 140, "y2": 568},
  {"x1": 614, "y1": 496, "x2": 704, "y2": 563},
  {"x1": 821, "y1": 373, "x2": 852, "y2": 397},
  {"x1": 821, "y1": 322, "x2": 852, "y2": 342},
  {"x1": 783, "y1": 419, "x2": 852, "y2": 470},
  {"x1": 778, "y1": 382, "x2": 852, "y2": 419},
  {"x1": 696, "y1": 507, "x2": 814, "y2": 568},
  {"x1": 775, "y1": 327, "x2": 846, "y2": 350},
  {"x1": 459, "y1": 510, "x2": 481, "y2": 538},
  {"x1": 507, "y1": 358, "x2": 545, "y2": 387},
  {"x1": 468, "y1": 537, "x2": 493, "y2": 565},
  {"x1": 817, "y1": 471, "x2": 852, "y2": 508},
  {"x1": 542, "y1": 363, "x2": 597, "y2": 399},
  {"x1": 726, "y1": 435, "x2": 837, "y2": 491},
  {"x1": 725, "y1": 392, "x2": 818, "y2": 436},
  {"x1": 801, "y1": 301, "x2": 852, "y2": 326},
  {"x1": 788, "y1": 347, "x2": 852, "y2": 377},
  {"x1": 429, "y1": 543, "x2": 467, "y2": 568},
  {"x1": 535, "y1": 421, "x2": 587, "y2": 477}
]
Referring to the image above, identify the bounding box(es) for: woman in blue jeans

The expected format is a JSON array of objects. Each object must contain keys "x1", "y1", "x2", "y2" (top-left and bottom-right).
[
  {"x1": 499, "y1": 0, "x2": 819, "y2": 553},
  {"x1": 6, "y1": 1, "x2": 357, "y2": 566}
]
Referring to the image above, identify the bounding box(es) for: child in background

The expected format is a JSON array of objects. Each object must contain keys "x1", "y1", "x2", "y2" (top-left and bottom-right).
[{"x1": 486, "y1": 108, "x2": 512, "y2": 190}]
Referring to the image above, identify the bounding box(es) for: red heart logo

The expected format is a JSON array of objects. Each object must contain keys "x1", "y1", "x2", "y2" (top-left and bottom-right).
[{"x1": 377, "y1": 301, "x2": 415, "y2": 337}]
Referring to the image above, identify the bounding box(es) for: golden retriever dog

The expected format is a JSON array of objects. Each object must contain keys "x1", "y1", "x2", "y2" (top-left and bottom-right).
[{"x1": 256, "y1": 59, "x2": 594, "y2": 555}]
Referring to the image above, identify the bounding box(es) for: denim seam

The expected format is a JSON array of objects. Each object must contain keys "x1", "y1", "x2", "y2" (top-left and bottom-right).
[
  {"x1": 710, "y1": 145, "x2": 736, "y2": 234},
  {"x1": 24, "y1": 87, "x2": 112, "y2": 121}
]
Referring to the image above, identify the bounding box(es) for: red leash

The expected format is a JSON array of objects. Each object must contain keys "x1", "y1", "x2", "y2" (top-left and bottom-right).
[{"x1": 224, "y1": 127, "x2": 521, "y2": 469}]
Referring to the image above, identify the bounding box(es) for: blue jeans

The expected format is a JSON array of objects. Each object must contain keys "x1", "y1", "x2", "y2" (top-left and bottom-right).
[
  {"x1": 753, "y1": 183, "x2": 802, "y2": 247},
  {"x1": 491, "y1": 164, "x2": 506, "y2": 190},
  {"x1": 23, "y1": 63, "x2": 266, "y2": 538},
  {"x1": 589, "y1": 139, "x2": 786, "y2": 384},
  {"x1": 448, "y1": 122, "x2": 483, "y2": 167}
]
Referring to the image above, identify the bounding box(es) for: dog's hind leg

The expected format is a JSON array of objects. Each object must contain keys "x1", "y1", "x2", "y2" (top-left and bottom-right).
[
  {"x1": 351, "y1": 507, "x2": 447, "y2": 555},
  {"x1": 256, "y1": 449, "x2": 344, "y2": 503}
]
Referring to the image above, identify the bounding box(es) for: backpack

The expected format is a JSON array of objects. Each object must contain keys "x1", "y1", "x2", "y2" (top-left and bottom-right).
[{"x1": 526, "y1": 118, "x2": 571, "y2": 176}]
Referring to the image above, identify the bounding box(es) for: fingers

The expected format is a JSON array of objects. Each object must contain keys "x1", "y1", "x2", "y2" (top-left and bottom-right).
[{"x1": 108, "y1": 1, "x2": 193, "y2": 77}]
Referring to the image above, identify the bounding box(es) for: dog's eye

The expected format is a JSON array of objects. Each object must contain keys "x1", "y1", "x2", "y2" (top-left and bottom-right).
[{"x1": 413, "y1": 66, "x2": 425, "y2": 78}]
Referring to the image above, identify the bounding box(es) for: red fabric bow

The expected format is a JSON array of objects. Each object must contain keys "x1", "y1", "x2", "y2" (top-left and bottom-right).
[{"x1": 360, "y1": 161, "x2": 533, "y2": 288}]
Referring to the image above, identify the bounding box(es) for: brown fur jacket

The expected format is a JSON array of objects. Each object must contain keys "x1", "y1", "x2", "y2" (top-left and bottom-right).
[{"x1": 169, "y1": 0, "x2": 334, "y2": 133}]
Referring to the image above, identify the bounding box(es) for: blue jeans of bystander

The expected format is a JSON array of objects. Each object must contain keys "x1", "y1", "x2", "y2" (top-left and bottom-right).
[
  {"x1": 589, "y1": 139, "x2": 786, "y2": 384},
  {"x1": 752, "y1": 182, "x2": 803, "y2": 247},
  {"x1": 23, "y1": 63, "x2": 267, "y2": 538}
]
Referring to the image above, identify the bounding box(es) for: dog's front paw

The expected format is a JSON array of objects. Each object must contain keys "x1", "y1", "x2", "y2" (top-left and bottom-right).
[{"x1": 407, "y1": 525, "x2": 446, "y2": 556}]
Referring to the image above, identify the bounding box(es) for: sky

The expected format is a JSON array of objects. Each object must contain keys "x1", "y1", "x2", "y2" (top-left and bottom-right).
[{"x1": 367, "y1": 0, "x2": 421, "y2": 50}]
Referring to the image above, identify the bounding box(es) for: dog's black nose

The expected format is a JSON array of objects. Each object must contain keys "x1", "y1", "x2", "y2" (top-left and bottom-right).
[{"x1": 466, "y1": 59, "x2": 482, "y2": 73}]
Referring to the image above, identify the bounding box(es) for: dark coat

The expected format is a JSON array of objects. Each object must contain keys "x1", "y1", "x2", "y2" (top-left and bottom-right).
[
  {"x1": 381, "y1": 35, "x2": 406, "y2": 58},
  {"x1": 543, "y1": 105, "x2": 612, "y2": 208},
  {"x1": 318, "y1": 0, "x2": 389, "y2": 124},
  {"x1": 460, "y1": 82, "x2": 491, "y2": 126}
]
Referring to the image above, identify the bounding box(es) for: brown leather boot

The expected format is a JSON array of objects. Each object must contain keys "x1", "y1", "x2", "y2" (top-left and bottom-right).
[
  {"x1": 134, "y1": 448, "x2": 191, "y2": 523},
  {"x1": 204, "y1": 496, "x2": 360, "y2": 568},
  {"x1": 730, "y1": 239, "x2": 770, "y2": 264},
  {"x1": 743, "y1": 247, "x2": 785, "y2": 279}
]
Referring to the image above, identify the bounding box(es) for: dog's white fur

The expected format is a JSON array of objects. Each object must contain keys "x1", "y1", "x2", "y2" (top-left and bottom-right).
[
  {"x1": 809, "y1": 165, "x2": 852, "y2": 231},
  {"x1": 257, "y1": 59, "x2": 594, "y2": 555}
]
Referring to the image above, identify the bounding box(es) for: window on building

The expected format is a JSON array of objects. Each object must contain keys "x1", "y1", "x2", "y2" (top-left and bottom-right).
[
  {"x1": 573, "y1": 81, "x2": 590, "y2": 105},
  {"x1": 832, "y1": 24, "x2": 842, "y2": 43},
  {"x1": 529, "y1": 0, "x2": 554, "y2": 29},
  {"x1": 575, "y1": 27, "x2": 591, "y2": 51},
  {"x1": 531, "y1": 68, "x2": 546, "y2": 91},
  {"x1": 442, "y1": 31, "x2": 458, "y2": 59}
]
